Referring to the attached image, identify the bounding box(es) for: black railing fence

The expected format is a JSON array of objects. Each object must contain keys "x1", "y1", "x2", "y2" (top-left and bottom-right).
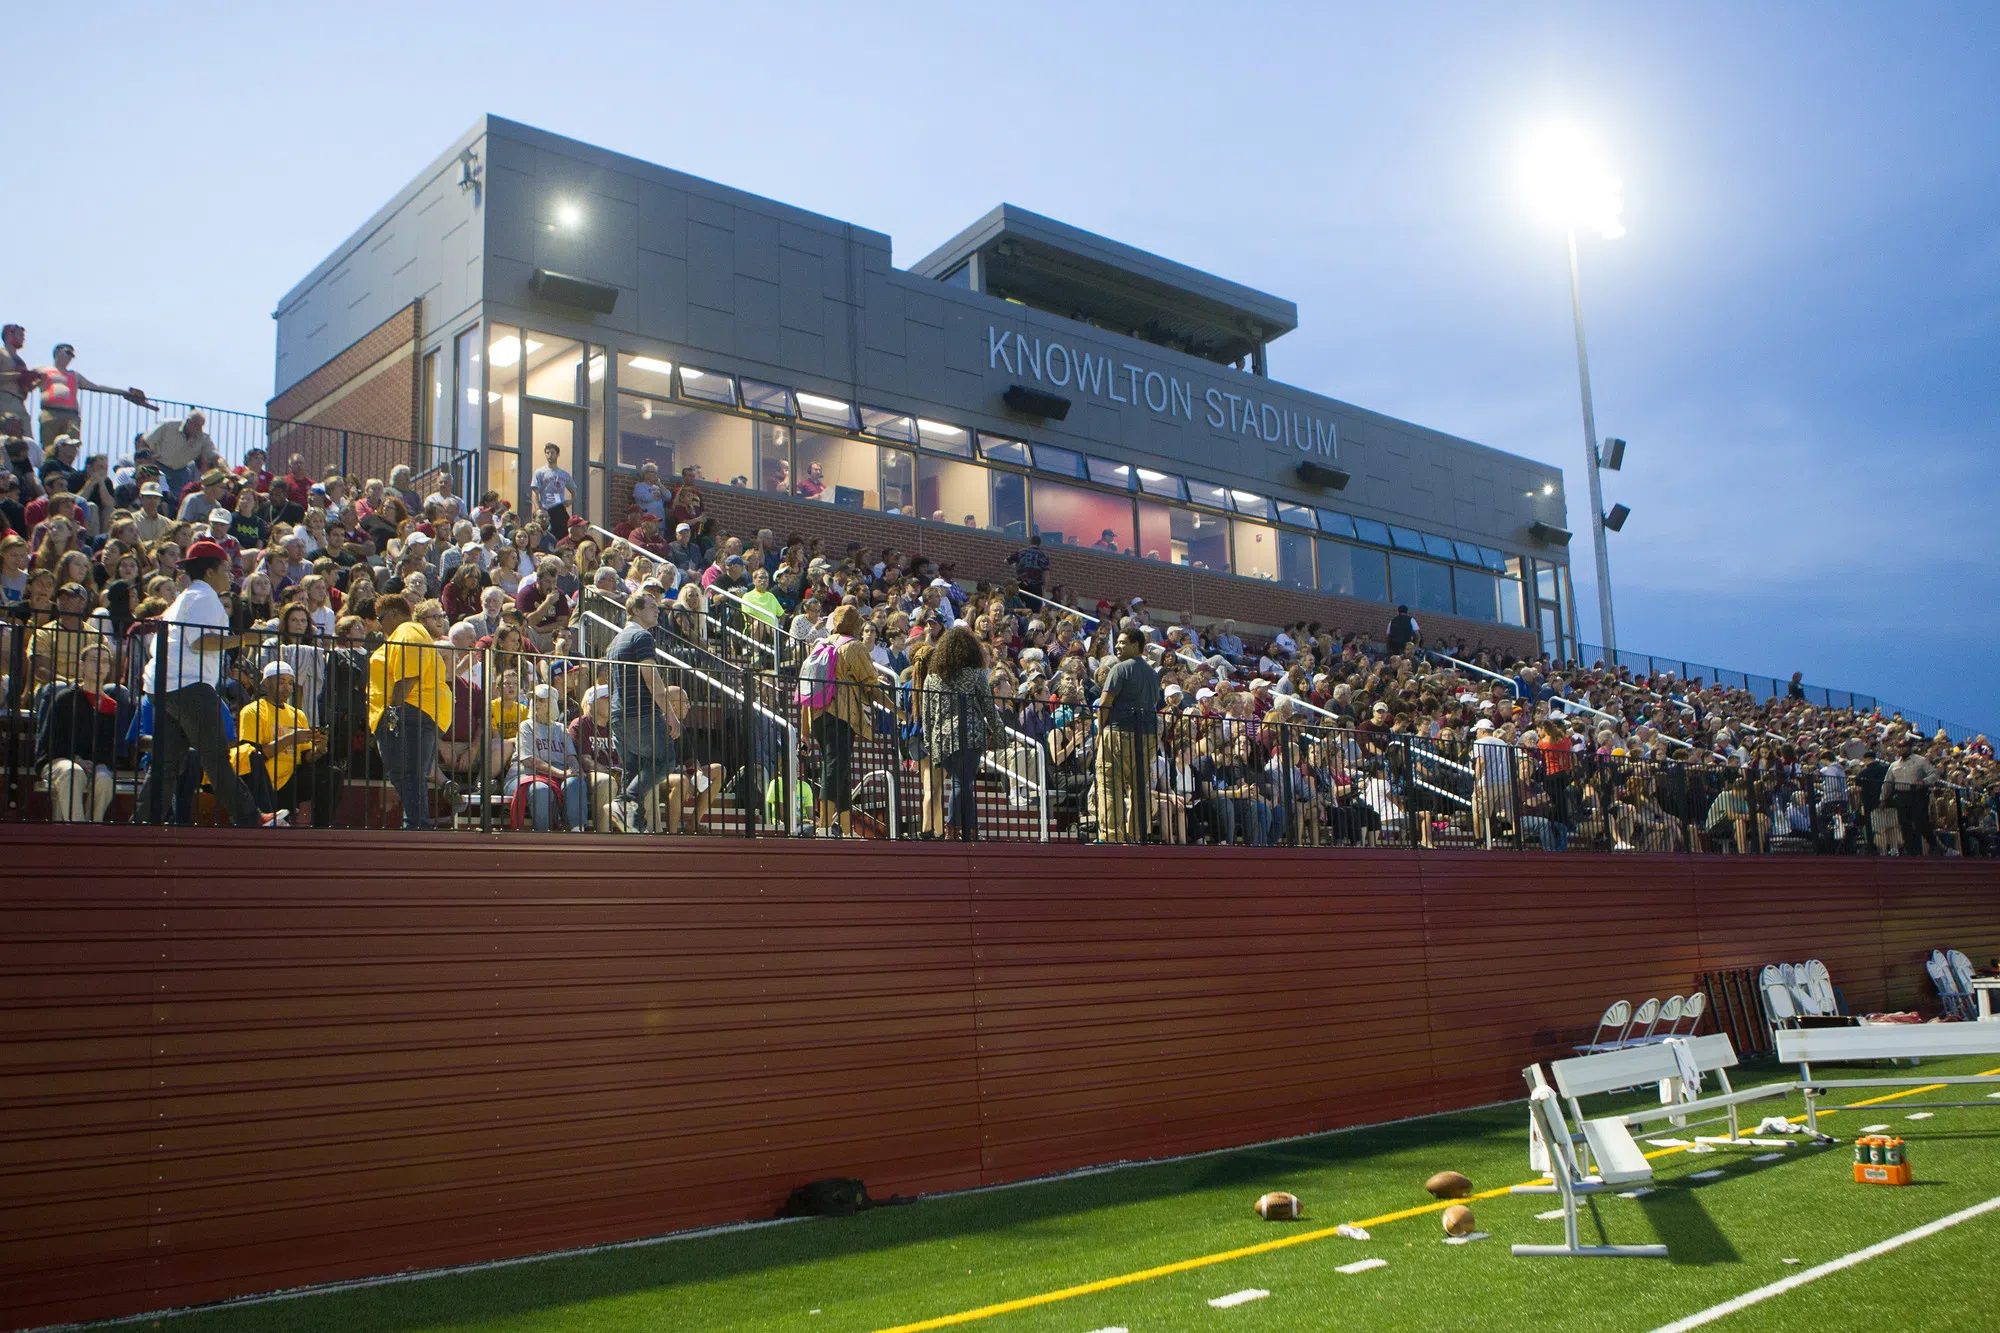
[
  {"x1": 3, "y1": 609, "x2": 1993, "y2": 854},
  {"x1": 36, "y1": 394, "x2": 474, "y2": 508}
]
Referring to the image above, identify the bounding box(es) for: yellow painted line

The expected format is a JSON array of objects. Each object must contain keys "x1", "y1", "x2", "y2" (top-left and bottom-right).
[{"x1": 873, "y1": 1066, "x2": 2000, "y2": 1333}]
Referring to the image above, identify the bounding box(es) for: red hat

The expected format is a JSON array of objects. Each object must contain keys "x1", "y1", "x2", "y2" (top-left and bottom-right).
[{"x1": 184, "y1": 540, "x2": 229, "y2": 563}]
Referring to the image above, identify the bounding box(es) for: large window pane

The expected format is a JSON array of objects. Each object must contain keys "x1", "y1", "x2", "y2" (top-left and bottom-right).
[
  {"x1": 617, "y1": 395, "x2": 753, "y2": 487},
  {"x1": 1278, "y1": 529, "x2": 1314, "y2": 590},
  {"x1": 752, "y1": 420, "x2": 792, "y2": 494},
  {"x1": 1352, "y1": 517, "x2": 1392, "y2": 546},
  {"x1": 1136, "y1": 467, "x2": 1185, "y2": 501},
  {"x1": 522, "y1": 334, "x2": 583, "y2": 403},
  {"x1": 920, "y1": 456, "x2": 998, "y2": 530},
  {"x1": 1086, "y1": 456, "x2": 1134, "y2": 490},
  {"x1": 488, "y1": 450, "x2": 518, "y2": 517},
  {"x1": 1277, "y1": 502, "x2": 1316, "y2": 530},
  {"x1": 1232, "y1": 519, "x2": 1279, "y2": 581},
  {"x1": 861, "y1": 408, "x2": 914, "y2": 443},
  {"x1": 991, "y1": 471, "x2": 1028, "y2": 538},
  {"x1": 1420, "y1": 532, "x2": 1456, "y2": 560},
  {"x1": 794, "y1": 432, "x2": 903, "y2": 512},
  {"x1": 917, "y1": 418, "x2": 972, "y2": 457},
  {"x1": 880, "y1": 449, "x2": 914, "y2": 515},
  {"x1": 741, "y1": 378, "x2": 793, "y2": 416},
  {"x1": 1032, "y1": 443, "x2": 1086, "y2": 478},
  {"x1": 1453, "y1": 541, "x2": 1486, "y2": 566},
  {"x1": 679, "y1": 365, "x2": 736, "y2": 407},
  {"x1": 978, "y1": 433, "x2": 1030, "y2": 466},
  {"x1": 619, "y1": 352, "x2": 676, "y2": 397},
  {"x1": 1389, "y1": 525, "x2": 1429, "y2": 552},
  {"x1": 1390, "y1": 553, "x2": 1453, "y2": 615},
  {"x1": 1318, "y1": 539, "x2": 1389, "y2": 603},
  {"x1": 486, "y1": 325, "x2": 519, "y2": 459},
  {"x1": 795, "y1": 392, "x2": 856, "y2": 430},
  {"x1": 1187, "y1": 480, "x2": 1229, "y2": 510},
  {"x1": 1173, "y1": 507, "x2": 1229, "y2": 571},
  {"x1": 1136, "y1": 499, "x2": 1173, "y2": 562},
  {"x1": 1230, "y1": 490, "x2": 1274, "y2": 521},
  {"x1": 1315, "y1": 509, "x2": 1354, "y2": 539},
  {"x1": 453, "y1": 326, "x2": 483, "y2": 457},
  {"x1": 1454, "y1": 567, "x2": 1500, "y2": 623},
  {"x1": 1033, "y1": 479, "x2": 1134, "y2": 554}
]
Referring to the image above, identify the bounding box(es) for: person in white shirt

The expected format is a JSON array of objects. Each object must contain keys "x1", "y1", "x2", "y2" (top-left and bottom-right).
[
  {"x1": 136, "y1": 540, "x2": 276, "y2": 827},
  {"x1": 1471, "y1": 718, "x2": 1516, "y2": 846},
  {"x1": 530, "y1": 442, "x2": 576, "y2": 535}
]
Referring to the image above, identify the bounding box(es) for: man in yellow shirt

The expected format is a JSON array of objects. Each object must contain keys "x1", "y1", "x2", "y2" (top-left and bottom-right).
[
  {"x1": 234, "y1": 660, "x2": 343, "y2": 825},
  {"x1": 368, "y1": 595, "x2": 454, "y2": 829}
]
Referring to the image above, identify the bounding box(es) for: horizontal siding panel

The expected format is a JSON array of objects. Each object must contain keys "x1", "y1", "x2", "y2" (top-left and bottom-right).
[{"x1": 2, "y1": 825, "x2": 1996, "y2": 1327}]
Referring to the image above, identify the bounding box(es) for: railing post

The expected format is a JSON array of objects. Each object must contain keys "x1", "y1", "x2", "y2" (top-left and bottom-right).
[
  {"x1": 479, "y1": 647, "x2": 493, "y2": 835},
  {"x1": 340, "y1": 429, "x2": 350, "y2": 479},
  {"x1": 741, "y1": 663, "x2": 757, "y2": 840},
  {"x1": 3, "y1": 611, "x2": 24, "y2": 817}
]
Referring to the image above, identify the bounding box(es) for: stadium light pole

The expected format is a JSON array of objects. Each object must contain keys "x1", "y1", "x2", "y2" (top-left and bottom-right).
[{"x1": 1525, "y1": 123, "x2": 1626, "y2": 657}]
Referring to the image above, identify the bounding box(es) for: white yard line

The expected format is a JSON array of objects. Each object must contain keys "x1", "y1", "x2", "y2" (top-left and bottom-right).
[
  {"x1": 1208, "y1": 1288, "x2": 1271, "y2": 1308},
  {"x1": 1646, "y1": 1195, "x2": 2000, "y2": 1333}
]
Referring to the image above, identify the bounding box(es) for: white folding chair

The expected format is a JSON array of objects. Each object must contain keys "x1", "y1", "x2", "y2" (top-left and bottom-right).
[
  {"x1": 1676, "y1": 991, "x2": 1707, "y2": 1037},
  {"x1": 1620, "y1": 998, "x2": 1661, "y2": 1050},
  {"x1": 1949, "y1": 950, "x2": 1976, "y2": 996},
  {"x1": 1636, "y1": 996, "x2": 1682, "y2": 1045},
  {"x1": 1929, "y1": 952, "x2": 1974, "y2": 1019},
  {"x1": 1576, "y1": 1001, "x2": 1633, "y2": 1054},
  {"x1": 1804, "y1": 960, "x2": 1837, "y2": 1014}
]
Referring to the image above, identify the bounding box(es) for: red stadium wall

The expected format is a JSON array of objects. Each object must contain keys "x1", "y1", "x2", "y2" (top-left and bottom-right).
[{"x1": 2, "y1": 829, "x2": 1995, "y2": 1328}]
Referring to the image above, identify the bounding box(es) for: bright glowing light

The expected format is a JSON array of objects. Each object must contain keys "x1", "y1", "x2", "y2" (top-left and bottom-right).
[
  {"x1": 1543, "y1": 482, "x2": 1556, "y2": 495},
  {"x1": 487, "y1": 335, "x2": 542, "y2": 368},
  {"x1": 628, "y1": 356, "x2": 675, "y2": 376},
  {"x1": 1521, "y1": 121, "x2": 1626, "y2": 240},
  {"x1": 916, "y1": 418, "x2": 964, "y2": 439},
  {"x1": 555, "y1": 201, "x2": 583, "y2": 228}
]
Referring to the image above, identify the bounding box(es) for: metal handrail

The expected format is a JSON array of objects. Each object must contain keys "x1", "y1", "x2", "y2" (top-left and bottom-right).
[
  {"x1": 586, "y1": 523, "x2": 784, "y2": 672},
  {"x1": 874, "y1": 659, "x2": 1051, "y2": 839}
]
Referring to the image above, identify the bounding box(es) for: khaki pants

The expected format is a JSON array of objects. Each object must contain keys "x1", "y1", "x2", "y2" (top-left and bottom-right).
[
  {"x1": 49, "y1": 760, "x2": 116, "y2": 822},
  {"x1": 40, "y1": 407, "x2": 80, "y2": 447},
  {"x1": 1094, "y1": 728, "x2": 1148, "y2": 843}
]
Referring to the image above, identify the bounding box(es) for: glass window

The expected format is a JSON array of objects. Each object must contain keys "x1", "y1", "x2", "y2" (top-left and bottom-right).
[
  {"x1": 1481, "y1": 546, "x2": 1509, "y2": 572},
  {"x1": 522, "y1": 334, "x2": 583, "y2": 403},
  {"x1": 1086, "y1": 456, "x2": 1135, "y2": 490},
  {"x1": 1232, "y1": 519, "x2": 1279, "y2": 581},
  {"x1": 1276, "y1": 501, "x2": 1317, "y2": 530},
  {"x1": 1136, "y1": 467, "x2": 1185, "y2": 501},
  {"x1": 1390, "y1": 554, "x2": 1454, "y2": 615},
  {"x1": 991, "y1": 470, "x2": 1028, "y2": 538},
  {"x1": 1230, "y1": 490, "x2": 1274, "y2": 521},
  {"x1": 791, "y1": 433, "x2": 910, "y2": 514},
  {"x1": 487, "y1": 450, "x2": 518, "y2": 516},
  {"x1": 679, "y1": 365, "x2": 736, "y2": 407},
  {"x1": 919, "y1": 456, "x2": 997, "y2": 530},
  {"x1": 452, "y1": 326, "x2": 482, "y2": 458},
  {"x1": 1500, "y1": 575, "x2": 1526, "y2": 628},
  {"x1": 617, "y1": 395, "x2": 754, "y2": 488},
  {"x1": 1135, "y1": 499, "x2": 1172, "y2": 562},
  {"x1": 861, "y1": 408, "x2": 915, "y2": 443},
  {"x1": 1034, "y1": 478, "x2": 1134, "y2": 554},
  {"x1": 795, "y1": 391, "x2": 856, "y2": 430},
  {"x1": 1454, "y1": 568, "x2": 1500, "y2": 623},
  {"x1": 420, "y1": 350, "x2": 440, "y2": 446},
  {"x1": 1315, "y1": 509, "x2": 1354, "y2": 539},
  {"x1": 1277, "y1": 528, "x2": 1314, "y2": 590},
  {"x1": 619, "y1": 352, "x2": 676, "y2": 398},
  {"x1": 751, "y1": 420, "x2": 792, "y2": 495},
  {"x1": 1350, "y1": 517, "x2": 1389, "y2": 546},
  {"x1": 741, "y1": 378, "x2": 793, "y2": 416},
  {"x1": 1420, "y1": 532, "x2": 1456, "y2": 560},
  {"x1": 1317, "y1": 539, "x2": 1389, "y2": 603},
  {"x1": 1187, "y1": 480, "x2": 1229, "y2": 510},
  {"x1": 916, "y1": 418, "x2": 971, "y2": 457},
  {"x1": 978, "y1": 433, "x2": 1030, "y2": 467},
  {"x1": 1031, "y1": 443, "x2": 1085, "y2": 478},
  {"x1": 1453, "y1": 540, "x2": 1485, "y2": 566},
  {"x1": 485, "y1": 324, "x2": 519, "y2": 457},
  {"x1": 1171, "y1": 506, "x2": 1229, "y2": 571},
  {"x1": 1389, "y1": 525, "x2": 1428, "y2": 552}
]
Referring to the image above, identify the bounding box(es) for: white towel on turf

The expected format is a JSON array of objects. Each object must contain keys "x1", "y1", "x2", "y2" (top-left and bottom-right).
[{"x1": 1664, "y1": 1037, "x2": 1704, "y2": 1098}]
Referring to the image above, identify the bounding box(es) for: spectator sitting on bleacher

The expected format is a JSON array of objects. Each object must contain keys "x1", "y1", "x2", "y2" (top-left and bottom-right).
[{"x1": 35, "y1": 641, "x2": 129, "y2": 822}]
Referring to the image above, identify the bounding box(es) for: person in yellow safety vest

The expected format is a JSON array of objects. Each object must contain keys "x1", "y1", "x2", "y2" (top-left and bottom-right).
[{"x1": 35, "y1": 343, "x2": 155, "y2": 448}]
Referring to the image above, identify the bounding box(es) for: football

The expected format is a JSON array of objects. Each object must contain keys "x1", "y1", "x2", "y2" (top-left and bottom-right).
[
  {"x1": 1424, "y1": 1170, "x2": 1472, "y2": 1199},
  {"x1": 1441, "y1": 1203, "x2": 1477, "y2": 1236},
  {"x1": 1254, "y1": 1191, "x2": 1303, "y2": 1221}
]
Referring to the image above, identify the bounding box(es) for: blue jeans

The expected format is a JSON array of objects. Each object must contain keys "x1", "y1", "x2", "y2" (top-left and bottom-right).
[
  {"x1": 612, "y1": 711, "x2": 676, "y2": 807},
  {"x1": 505, "y1": 774, "x2": 588, "y2": 831},
  {"x1": 375, "y1": 705, "x2": 440, "y2": 829},
  {"x1": 945, "y1": 747, "x2": 982, "y2": 839}
]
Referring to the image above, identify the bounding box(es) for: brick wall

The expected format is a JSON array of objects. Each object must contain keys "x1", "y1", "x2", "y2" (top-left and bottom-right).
[
  {"x1": 612, "y1": 473, "x2": 1537, "y2": 654},
  {"x1": 266, "y1": 302, "x2": 421, "y2": 442}
]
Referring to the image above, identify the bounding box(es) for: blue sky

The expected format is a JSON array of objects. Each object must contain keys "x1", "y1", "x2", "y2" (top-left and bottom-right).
[{"x1": 15, "y1": 3, "x2": 1996, "y2": 732}]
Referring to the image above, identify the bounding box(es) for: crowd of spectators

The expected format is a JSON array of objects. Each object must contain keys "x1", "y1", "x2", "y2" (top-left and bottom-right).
[{"x1": 0, "y1": 379, "x2": 1991, "y2": 853}]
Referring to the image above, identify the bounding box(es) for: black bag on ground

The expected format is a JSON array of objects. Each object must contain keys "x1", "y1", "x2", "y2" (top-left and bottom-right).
[{"x1": 777, "y1": 1177, "x2": 913, "y2": 1218}]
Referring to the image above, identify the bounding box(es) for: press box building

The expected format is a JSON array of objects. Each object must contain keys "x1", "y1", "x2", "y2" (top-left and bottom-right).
[{"x1": 271, "y1": 115, "x2": 1578, "y2": 656}]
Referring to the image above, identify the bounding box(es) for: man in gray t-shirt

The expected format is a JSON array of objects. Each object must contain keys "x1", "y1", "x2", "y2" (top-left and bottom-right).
[
  {"x1": 604, "y1": 592, "x2": 680, "y2": 830},
  {"x1": 1094, "y1": 626, "x2": 1162, "y2": 842}
]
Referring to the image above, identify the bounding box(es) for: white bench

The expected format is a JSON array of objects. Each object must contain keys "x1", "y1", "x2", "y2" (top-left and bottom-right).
[
  {"x1": 1513, "y1": 1034, "x2": 1801, "y2": 1261},
  {"x1": 1777, "y1": 1024, "x2": 2000, "y2": 1131}
]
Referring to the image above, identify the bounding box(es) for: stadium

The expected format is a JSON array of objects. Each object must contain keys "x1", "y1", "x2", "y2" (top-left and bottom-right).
[{"x1": 5, "y1": 39, "x2": 2000, "y2": 1333}]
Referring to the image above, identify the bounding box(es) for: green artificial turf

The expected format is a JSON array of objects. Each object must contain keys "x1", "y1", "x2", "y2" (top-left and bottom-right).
[{"x1": 140, "y1": 1056, "x2": 2000, "y2": 1333}]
